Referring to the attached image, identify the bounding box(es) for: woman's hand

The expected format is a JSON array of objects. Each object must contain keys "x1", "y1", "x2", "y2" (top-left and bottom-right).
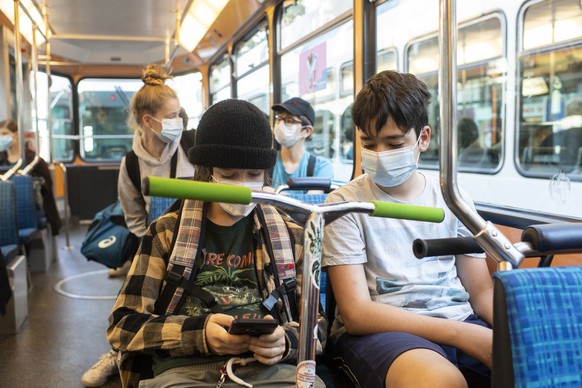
[
  {"x1": 205, "y1": 314, "x2": 250, "y2": 356},
  {"x1": 247, "y1": 315, "x2": 287, "y2": 365}
]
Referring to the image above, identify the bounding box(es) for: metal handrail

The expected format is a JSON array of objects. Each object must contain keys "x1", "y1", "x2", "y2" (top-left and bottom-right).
[
  {"x1": 438, "y1": 0, "x2": 523, "y2": 270},
  {"x1": 58, "y1": 162, "x2": 71, "y2": 249}
]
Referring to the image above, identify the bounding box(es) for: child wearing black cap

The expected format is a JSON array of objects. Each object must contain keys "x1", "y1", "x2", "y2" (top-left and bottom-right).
[
  {"x1": 107, "y1": 99, "x2": 326, "y2": 388},
  {"x1": 271, "y1": 97, "x2": 334, "y2": 189}
]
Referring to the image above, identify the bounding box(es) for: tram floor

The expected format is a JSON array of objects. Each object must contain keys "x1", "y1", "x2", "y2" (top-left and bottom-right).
[{"x1": 0, "y1": 224, "x2": 125, "y2": 388}]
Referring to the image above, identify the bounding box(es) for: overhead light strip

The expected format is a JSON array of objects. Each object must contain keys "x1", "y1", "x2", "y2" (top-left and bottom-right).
[
  {"x1": 178, "y1": 0, "x2": 229, "y2": 52},
  {"x1": 0, "y1": 0, "x2": 48, "y2": 46}
]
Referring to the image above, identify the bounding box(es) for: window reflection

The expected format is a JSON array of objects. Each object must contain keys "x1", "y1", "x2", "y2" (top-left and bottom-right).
[
  {"x1": 280, "y1": 21, "x2": 354, "y2": 183},
  {"x1": 407, "y1": 15, "x2": 506, "y2": 173},
  {"x1": 517, "y1": 0, "x2": 582, "y2": 180}
]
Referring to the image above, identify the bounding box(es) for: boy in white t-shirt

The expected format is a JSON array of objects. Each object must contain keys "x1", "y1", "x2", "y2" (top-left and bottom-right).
[{"x1": 322, "y1": 70, "x2": 493, "y2": 388}]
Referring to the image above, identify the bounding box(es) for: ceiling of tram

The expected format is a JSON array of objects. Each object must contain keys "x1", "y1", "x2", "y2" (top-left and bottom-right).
[{"x1": 13, "y1": 0, "x2": 267, "y2": 72}]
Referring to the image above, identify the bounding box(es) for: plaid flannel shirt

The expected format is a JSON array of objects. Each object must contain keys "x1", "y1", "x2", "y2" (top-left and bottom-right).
[{"x1": 107, "y1": 201, "x2": 327, "y2": 387}]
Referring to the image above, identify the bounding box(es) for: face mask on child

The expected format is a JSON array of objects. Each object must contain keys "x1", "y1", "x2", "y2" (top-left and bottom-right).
[
  {"x1": 150, "y1": 117, "x2": 183, "y2": 143},
  {"x1": 212, "y1": 177, "x2": 264, "y2": 217},
  {"x1": 273, "y1": 121, "x2": 304, "y2": 148},
  {"x1": 360, "y1": 136, "x2": 421, "y2": 187},
  {"x1": 0, "y1": 135, "x2": 14, "y2": 152}
]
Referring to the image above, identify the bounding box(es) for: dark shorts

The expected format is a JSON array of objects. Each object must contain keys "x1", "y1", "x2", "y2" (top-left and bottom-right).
[{"x1": 331, "y1": 315, "x2": 491, "y2": 388}]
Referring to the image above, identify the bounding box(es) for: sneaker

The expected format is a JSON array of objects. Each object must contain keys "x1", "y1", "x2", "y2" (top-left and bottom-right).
[
  {"x1": 81, "y1": 349, "x2": 119, "y2": 387},
  {"x1": 108, "y1": 260, "x2": 131, "y2": 278}
]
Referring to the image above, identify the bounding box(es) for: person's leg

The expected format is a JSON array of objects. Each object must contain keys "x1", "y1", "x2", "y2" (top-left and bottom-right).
[
  {"x1": 81, "y1": 349, "x2": 119, "y2": 387},
  {"x1": 386, "y1": 348, "x2": 467, "y2": 388},
  {"x1": 332, "y1": 331, "x2": 461, "y2": 388}
]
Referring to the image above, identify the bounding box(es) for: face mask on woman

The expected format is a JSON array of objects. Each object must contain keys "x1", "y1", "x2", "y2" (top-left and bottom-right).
[
  {"x1": 273, "y1": 121, "x2": 304, "y2": 148},
  {"x1": 212, "y1": 177, "x2": 264, "y2": 217},
  {"x1": 150, "y1": 117, "x2": 183, "y2": 143},
  {"x1": 360, "y1": 136, "x2": 421, "y2": 187},
  {"x1": 0, "y1": 135, "x2": 14, "y2": 152}
]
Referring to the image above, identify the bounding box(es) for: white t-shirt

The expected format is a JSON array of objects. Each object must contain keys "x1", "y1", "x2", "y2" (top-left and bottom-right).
[{"x1": 322, "y1": 172, "x2": 485, "y2": 331}]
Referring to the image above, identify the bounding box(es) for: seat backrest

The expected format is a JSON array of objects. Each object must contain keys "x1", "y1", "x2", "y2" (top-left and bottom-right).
[
  {"x1": 0, "y1": 180, "x2": 19, "y2": 246},
  {"x1": 492, "y1": 266, "x2": 582, "y2": 388},
  {"x1": 147, "y1": 196, "x2": 178, "y2": 226},
  {"x1": 11, "y1": 175, "x2": 39, "y2": 230}
]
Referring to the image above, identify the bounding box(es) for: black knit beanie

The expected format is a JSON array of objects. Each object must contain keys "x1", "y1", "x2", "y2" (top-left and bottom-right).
[{"x1": 188, "y1": 99, "x2": 276, "y2": 169}]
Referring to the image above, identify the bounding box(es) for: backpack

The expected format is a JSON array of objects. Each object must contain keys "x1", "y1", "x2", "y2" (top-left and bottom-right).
[
  {"x1": 80, "y1": 131, "x2": 195, "y2": 269},
  {"x1": 80, "y1": 201, "x2": 139, "y2": 269}
]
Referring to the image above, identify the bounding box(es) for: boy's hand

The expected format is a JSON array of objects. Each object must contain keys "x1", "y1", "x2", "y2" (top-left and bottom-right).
[
  {"x1": 247, "y1": 315, "x2": 287, "y2": 365},
  {"x1": 205, "y1": 314, "x2": 250, "y2": 356}
]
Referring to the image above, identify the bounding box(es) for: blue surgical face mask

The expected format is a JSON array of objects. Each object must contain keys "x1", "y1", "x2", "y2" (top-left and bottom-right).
[
  {"x1": 361, "y1": 136, "x2": 420, "y2": 187},
  {"x1": 0, "y1": 135, "x2": 14, "y2": 152},
  {"x1": 151, "y1": 117, "x2": 183, "y2": 143},
  {"x1": 212, "y1": 176, "x2": 264, "y2": 217}
]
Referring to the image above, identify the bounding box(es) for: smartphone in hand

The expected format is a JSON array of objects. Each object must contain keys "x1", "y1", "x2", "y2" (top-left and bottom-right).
[{"x1": 228, "y1": 318, "x2": 278, "y2": 336}]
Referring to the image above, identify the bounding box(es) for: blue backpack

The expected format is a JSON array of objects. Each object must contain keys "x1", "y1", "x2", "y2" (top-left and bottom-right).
[
  {"x1": 80, "y1": 201, "x2": 139, "y2": 269},
  {"x1": 80, "y1": 131, "x2": 195, "y2": 269}
]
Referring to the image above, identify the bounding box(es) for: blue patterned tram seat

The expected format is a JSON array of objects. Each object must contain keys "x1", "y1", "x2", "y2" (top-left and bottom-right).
[{"x1": 493, "y1": 266, "x2": 582, "y2": 388}]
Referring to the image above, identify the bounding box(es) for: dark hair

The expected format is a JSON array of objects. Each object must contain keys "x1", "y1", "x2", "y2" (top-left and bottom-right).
[
  {"x1": 179, "y1": 107, "x2": 188, "y2": 129},
  {"x1": 457, "y1": 117, "x2": 479, "y2": 149},
  {"x1": 352, "y1": 70, "x2": 431, "y2": 139},
  {"x1": 0, "y1": 119, "x2": 18, "y2": 133}
]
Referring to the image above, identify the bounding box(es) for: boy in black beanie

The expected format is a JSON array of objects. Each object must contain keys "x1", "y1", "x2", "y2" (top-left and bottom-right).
[{"x1": 108, "y1": 99, "x2": 326, "y2": 388}]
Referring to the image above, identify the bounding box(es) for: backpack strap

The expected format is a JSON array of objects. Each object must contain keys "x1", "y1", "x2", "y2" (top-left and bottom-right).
[
  {"x1": 307, "y1": 153, "x2": 316, "y2": 177},
  {"x1": 125, "y1": 150, "x2": 141, "y2": 194},
  {"x1": 156, "y1": 200, "x2": 297, "y2": 321},
  {"x1": 156, "y1": 199, "x2": 208, "y2": 315},
  {"x1": 126, "y1": 130, "x2": 195, "y2": 196},
  {"x1": 256, "y1": 204, "x2": 297, "y2": 322}
]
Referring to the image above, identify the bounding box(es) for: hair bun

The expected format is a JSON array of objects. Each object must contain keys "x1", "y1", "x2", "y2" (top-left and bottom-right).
[{"x1": 141, "y1": 64, "x2": 171, "y2": 86}]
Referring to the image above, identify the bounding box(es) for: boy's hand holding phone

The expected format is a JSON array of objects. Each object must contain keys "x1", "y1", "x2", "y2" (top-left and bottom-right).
[{"x1": 228, "y1": 318, "x2": 279, "y2": 336}]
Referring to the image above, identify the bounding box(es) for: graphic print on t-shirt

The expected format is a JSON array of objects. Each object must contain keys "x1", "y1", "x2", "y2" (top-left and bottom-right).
[{"x1": 179, "y1": 216, "x2": 264, "y2": 319}]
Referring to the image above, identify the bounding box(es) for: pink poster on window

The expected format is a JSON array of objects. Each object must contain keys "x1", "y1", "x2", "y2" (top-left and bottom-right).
[{"x1": 299, "y1": 42, "x2": 327, "y2": 95}]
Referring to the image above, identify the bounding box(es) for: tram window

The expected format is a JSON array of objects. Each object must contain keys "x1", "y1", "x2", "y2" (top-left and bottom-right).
[
  {"x1": 237, "y1": 65, "x2": 270, "y2": 114},
  {"x1": 279, "y1": 20, "x2": 354, "y2": 183},
  {"x1": 407, "y1": 15, "x2": 506, "y2": 173},
  {"x1": 517, "y1": 50, "x2": 582, "y2": 178},
  {"x1": 235, "y1": 24, "x2": 270, "y2": 114},
  {"x1": 168, "y1": 72, "x2": 203, "y2": 130},
  {"x1": 77, "y1": 78, "x2": 141, "y2": 161},
  {"x1": 517, "y1": 0, "x2": 582, "y2": 180},
  {"x1": 522, "y1": 0, "x2": 582, "y2": 50},
  {"x1": 35, "y1": 72, "x2": 74, "y2": 162},
  {"x1": 375, "y1": 1, "x2": 399, "y2": 72},
  {"x1": 377, "y1": 49, "x2": 398, "y2": 73},
  {"x1": 340, "y1": 62, "x2": 353, "y2": 97},
  {"x1": 210, "y1": 55, "x2": 231, "y2": 104},
  {"x1": 235, "y1": 26, "x2": 269, "y2": 78},
  {"x1": 279, "y1": 0, "x2": 351, "y2": 50}
]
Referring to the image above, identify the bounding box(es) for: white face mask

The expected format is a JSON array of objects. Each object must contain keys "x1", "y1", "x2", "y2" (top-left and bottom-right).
[
  {"x1": 0, "y1": 135, "x2": 14, "y2": 152},
  {"x1": 151, "y1": 117, "x2": 183, "y2": 143},
  {"x1": 273, "y1": 121, "x2": 304, "y2": 148},
  {"x1": 212, "y1": 177, "x2": 264, "y2": 217},
  {"x1": 361, "y1": 136, "x2": 420, "y2": 187}
]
